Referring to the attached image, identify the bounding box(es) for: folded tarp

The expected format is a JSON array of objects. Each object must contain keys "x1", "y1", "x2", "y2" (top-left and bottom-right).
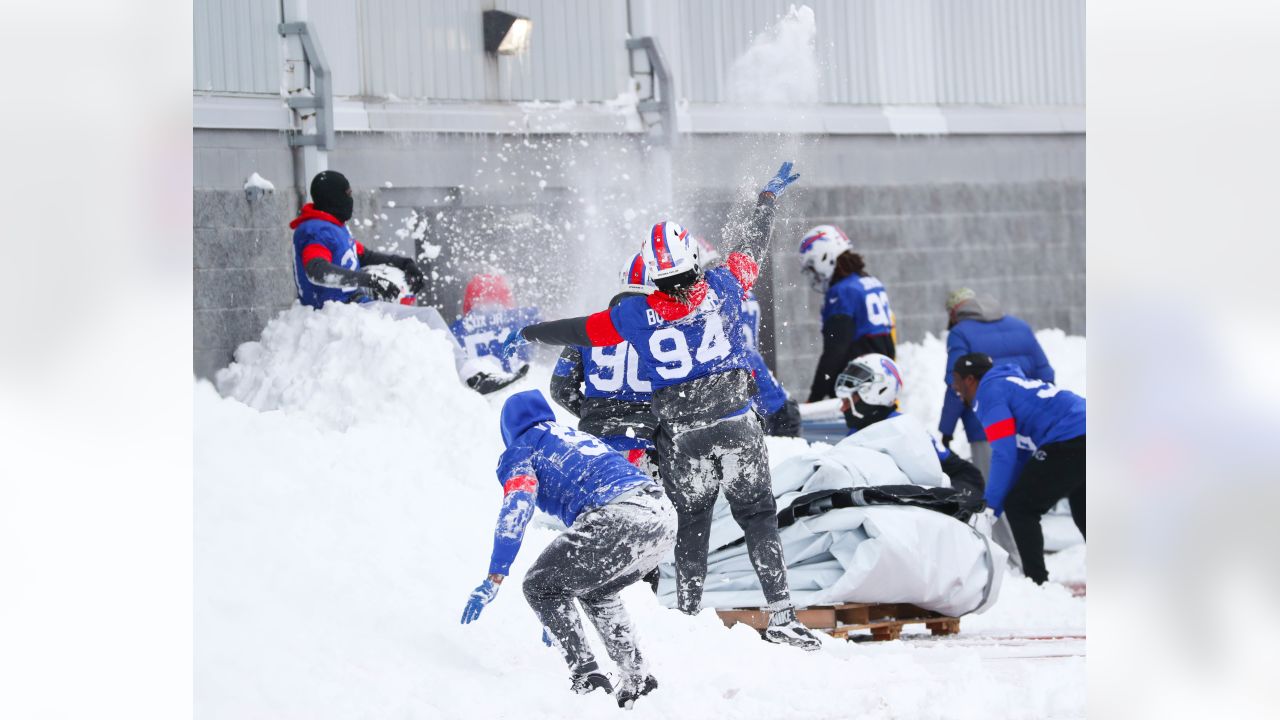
[{"x1": 656, "y1": 414, "x2": 1007, "y2": 617}]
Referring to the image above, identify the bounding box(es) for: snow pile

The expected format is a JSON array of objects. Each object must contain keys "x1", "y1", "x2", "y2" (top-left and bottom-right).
[
  {"x1": 197, "y1": 309, "x2": 1085, "y2": 718},
  {"x1": 213, "y1": 302, "x2": 489, "y2": 433},
  {"x1": 726, "y1": 4, "x2": 820, "y2": 104}
]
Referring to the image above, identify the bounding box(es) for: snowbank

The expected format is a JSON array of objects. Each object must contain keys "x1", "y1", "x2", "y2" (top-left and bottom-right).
[{"x1": 197, "y1": 307, "x2": 1085, "y2": 718}]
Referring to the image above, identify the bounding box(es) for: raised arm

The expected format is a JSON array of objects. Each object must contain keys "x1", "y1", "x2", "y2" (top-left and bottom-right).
[{"x1": 724, "y1": 162, "x2": 800, "y2": 262}]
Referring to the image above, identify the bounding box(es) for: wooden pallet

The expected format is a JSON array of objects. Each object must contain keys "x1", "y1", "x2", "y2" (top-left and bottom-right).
[{"x1": 716, "y1": 602, "x2": 961, "y2": 642}]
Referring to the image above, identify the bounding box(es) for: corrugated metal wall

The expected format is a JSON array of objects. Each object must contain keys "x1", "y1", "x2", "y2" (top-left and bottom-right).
[
  {"x1": 193, "y1": 0, "x2": 1083, "y2": 107},
  {"x1": 193, "y1": 0, "x2": 282, "y2": 94},
  {"x1": 662, "y1": 0, "x2": 1084, "y2": 105}
]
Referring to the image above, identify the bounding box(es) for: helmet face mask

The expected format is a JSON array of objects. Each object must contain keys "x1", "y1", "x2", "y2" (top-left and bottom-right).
[
  {"x1": 835, "y1": 354, "x2": 902, "y2": 408},
  {"x1": 800, "y1": 262, "x2": 828, "y2": 293}
]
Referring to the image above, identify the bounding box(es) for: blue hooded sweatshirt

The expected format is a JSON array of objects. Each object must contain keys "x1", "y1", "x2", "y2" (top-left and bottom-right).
[
  {"x1": 973, "y1": 364, "x2": 1086, "y2": 514},
  {"x1": 486, "y1": 390, "x2": 652, "y2": 575},
  {"x1": 940, "y1": 302, "x2": 1055, "y2": 441}
]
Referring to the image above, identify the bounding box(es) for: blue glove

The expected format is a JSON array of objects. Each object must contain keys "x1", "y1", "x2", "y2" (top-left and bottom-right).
[
  {"x1": 542, "y1": 628, "x2": 554, "y2": 647},
  {"x1": 498, "y1": 329, "x2": 529, "y2": 359},
  {"x1": 460, "y1": 578, "x2": 501, "y2": 624},
  {"x1": 761, "y1": 161, "x2": 800, "y2": 197}
]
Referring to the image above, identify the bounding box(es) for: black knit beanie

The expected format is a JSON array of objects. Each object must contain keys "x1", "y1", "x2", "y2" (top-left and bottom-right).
[{"x1": 310, "y1": 170, "x2": 354, "y2": 223}]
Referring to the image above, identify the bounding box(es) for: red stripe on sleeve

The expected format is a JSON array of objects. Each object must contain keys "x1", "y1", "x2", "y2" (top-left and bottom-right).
[
  {"x1": 626, "y1": 449, "x2": 646, "y2": 465},
  {"x1": 984, "y1": 417, "x2": 1016, "y2": 442},
  {"x1": 355, "y1": 241, "x2": 366, "y2": 256},
  {"x1": 300, "y1": 243, "x2": 334, "y2": 265},
  {"x1": 727, "y1": 252, "x2": 759, "y2": 293},
  {"x1": 585, "y1": 310, "x2": 625, "y2": 345},
  {"x1": 503, "y1": 474, "x2": 538, "y2": 495}
]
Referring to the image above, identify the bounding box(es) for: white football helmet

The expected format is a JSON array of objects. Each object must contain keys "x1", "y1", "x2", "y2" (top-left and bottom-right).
[
  {"x1": 798, "y1": 224, "x2": 852, "y2": 292},
  {"x1": 690, "y1": 235, "x2": 721, "y2": 267},
  {"x1": 641, "y1": 221, "x2": 699, "y2": 281},
  {"x1": 834, "y1": 353, "x2": 902, "y2": 407},
  {"x1": 619, "y1": 252, "x2": 656, "y2": 294}
]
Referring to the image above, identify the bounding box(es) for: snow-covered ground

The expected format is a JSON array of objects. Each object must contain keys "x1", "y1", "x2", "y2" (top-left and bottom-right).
[{"x1": 197, "y1": 303, "x2": 1085, "y2": 719}]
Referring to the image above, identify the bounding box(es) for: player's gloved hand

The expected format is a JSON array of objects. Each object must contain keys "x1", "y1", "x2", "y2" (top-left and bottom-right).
[
  {"x1": 541, "y1": 628, "x2": 555, "y2": 647},
  {"x1": 397, "y1": 259, "x2": 427, "y2": 294},
  {"x1": 498, "y1": 329, "x2": 529, "y2": 359},
  {"x1": 361, "y1": 273, "x2": 403, "y2": 302},
  {"x1": 941, "y1": 434, "x2": 953, "y2": 449},
  {"x1": 460, "y1": 578, "x2": 501, "y2": 624},
  {"x1": 761, "y1": 161, "x2": 800, "y2": 197}
]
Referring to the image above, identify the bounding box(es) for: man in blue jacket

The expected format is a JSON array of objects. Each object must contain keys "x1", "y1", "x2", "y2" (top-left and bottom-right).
[
  {"x1": 459, "y1": 390, "x2": 677, "y2": 709},
  {"x1": 951, "y1": 353, "x2": 1086, "y2": 585},
  {"x1": 290, "y1": 170, "x2": 425, "y2": 308},
  {"x1": 939, "y1": 288, "x2": 1056, "y2": 476}
]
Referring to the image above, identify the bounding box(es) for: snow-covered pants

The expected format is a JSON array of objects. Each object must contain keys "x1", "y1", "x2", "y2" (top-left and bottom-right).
[
  {"x1": 656, "y1": 411, "x2": 793, "y2": 614},
  {"x1": 522, "y1": 485, "x2": 676, "y2": 676}
]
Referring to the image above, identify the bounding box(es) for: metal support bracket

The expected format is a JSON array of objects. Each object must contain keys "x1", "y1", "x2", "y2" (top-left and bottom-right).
[
  {"x1": 626, "y1": 36, "x2": 677, "y2": 146},
  {"x1": 279, "y1": 21, "x2": 334, "y2": 150}
]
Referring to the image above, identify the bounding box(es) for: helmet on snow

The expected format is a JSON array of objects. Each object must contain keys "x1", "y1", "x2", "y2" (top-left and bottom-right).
[
  {"x1": 798, "y1": 224, "x2": 852, "y2": 292},
  {"x1": 641, "y1": 221, "x2": 700, "y2": 290},
  {"x1": 619, "y1": 252, "x2": 656, "y2": 294},
  {"x1": 834, "y1": 353, "x2": 902, "y2": 408}
]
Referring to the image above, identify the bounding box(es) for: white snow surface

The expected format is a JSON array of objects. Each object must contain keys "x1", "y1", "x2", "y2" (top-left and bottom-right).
[
  {"x1": 726, "y1": 4, "x2": 821, "y2": 104},
  {"x1": 243, "y1": 172, "x2": 275, "y2": 193},
  {"x1": 197, "y1": 306, "x2": 1086, "y2": 719}
]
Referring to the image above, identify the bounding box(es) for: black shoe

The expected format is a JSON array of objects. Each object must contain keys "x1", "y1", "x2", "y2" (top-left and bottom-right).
[
  {"x1": 570, "y1": 671, "x2": 614, "y2": 696},
  {"x1": 616, "y1": 674, "x2": 658, "y2": 709}
]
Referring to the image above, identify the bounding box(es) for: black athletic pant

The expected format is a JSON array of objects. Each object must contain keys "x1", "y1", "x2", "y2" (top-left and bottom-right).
[
  {"x1": 1003, "y1": 435, "x2": 1086, "y2": 585},
  {"x1": 656, "y1": 412, "x2": 792, "y2": 614},
  {"x1": 522, "y1": 486, "x2": 676, "y2": 677}
]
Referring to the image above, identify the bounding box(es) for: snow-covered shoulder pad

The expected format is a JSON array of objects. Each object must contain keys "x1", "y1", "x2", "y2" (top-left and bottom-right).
[{"x1": 726, "y1": 252, "x2": 759, "y2": 293}]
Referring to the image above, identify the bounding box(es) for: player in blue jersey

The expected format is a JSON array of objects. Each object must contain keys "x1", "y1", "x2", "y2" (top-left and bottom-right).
[
  {"x1": 449, "y1": 273, "x2": 539, "y2": 377},
  {"x1": 549, "y1": 253, "x2": 661, "y2": 476},
  {"x1": 938, "y1": 288, "x2": 1056, "y2": 476},
  {"x1": 459, "y1": 390, "x2": 676, "y2": 709},
  {"x1": 505, "y1": 163, "x2": 822, "y2": 651},
  {"x1": 951, "y1": 353, "x2": 1086, "y2": 585},
  {"x1": 692, "y1": 236, "x2": 801, "y2": 437},
  {"x1": 290, "y1": 170, "x2": 425, "y2": 308},
  {"x1": 797, "y1": 224, "x2": 896, "y2": 401},
  {"x1": 834, "y1": 354, "x2": 984, "y2": 498}
]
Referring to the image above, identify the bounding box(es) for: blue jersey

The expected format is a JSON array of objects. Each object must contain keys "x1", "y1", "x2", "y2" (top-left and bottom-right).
[
  {"x1": 451, "y1": 306, "x2": 540, "y2": 373},
  {"x1": 291, "y1": 205, "x2": 363, "y2": 309},
  {"x1": 608, "y1": 266, "x2": 752, "y2": 391},
  {"x1": 939, "y1": 314, "x2": 1055, "y2": 439},
  {"x1": 571, "y1": 342, "x2": 653, "y2": 403},
  {"x1": 973, "y1": 365, "x2": 1086, "y2": 514},
  {"x1": 738, "y1": 290, "x2": 788, "y2": 415},
  {"x1": 487, "y1": 391, "x2": 652, "y2": 575},
  {"x1": 822, "y1": 274, "x2": 894, "y2": 340}
]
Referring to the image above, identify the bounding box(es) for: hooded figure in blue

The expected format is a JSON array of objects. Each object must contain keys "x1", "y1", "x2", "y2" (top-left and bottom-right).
[
  {"x1": 459, "y1": 390, "x2": 677, "y2": 708},
  {"x1": 939, "y1": 288, "x2": 1055, "y2": 475},
  {"x1": 952, "y1": 354, "x2": 1085, "y2": 585}
]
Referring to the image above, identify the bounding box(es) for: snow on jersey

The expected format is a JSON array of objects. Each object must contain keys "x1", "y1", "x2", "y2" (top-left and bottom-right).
[
  {"x1": 973, "y1": 364, "x2": 1086, "y2": 514},
  {"x1": 450, "y1": 306, "x2": 540, "y2": 374},
  {"x1": 570, "y1": 342, "x2": 653, "y2": 403},
  {"x1": 822, "y1": 274, "x2": 894, "y2": 340},
  {"x1": 608, "y1": 266, "x2": 752, "y2": 391},
  {"x1": 291, "y1": 211, "x2": 362, "y2": 308}
]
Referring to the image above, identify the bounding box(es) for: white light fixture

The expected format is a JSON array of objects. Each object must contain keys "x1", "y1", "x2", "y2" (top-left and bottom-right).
[{"x1": 483, "y1": 10, "x2": 532, "y2": 55}]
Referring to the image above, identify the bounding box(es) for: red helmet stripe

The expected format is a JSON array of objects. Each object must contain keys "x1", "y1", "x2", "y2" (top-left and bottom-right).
[
  {"x1": 628, "y1": 254, "x2": 647, "y2": 284},
  {"x1": 651, "y1": 222, "x2": 674, "y2": 270}
]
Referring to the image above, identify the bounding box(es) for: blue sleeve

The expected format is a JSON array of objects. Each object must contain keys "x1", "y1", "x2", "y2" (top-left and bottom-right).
[
  {"x1": 974, "y1": 384, "x2": 1019, "y2": 515},
  {"x1": 748, "y1": 350, "x2": 787, "y2": 414},
  {"x1": 488, "y1": 453, "x2": 538, "y2": 576},
  {"x1": 1030, "y1": 336, "x2": 1055, "y2": 384},
  {"x1": 938, "y1": 389, "x2": 965, "y2": 437}
]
